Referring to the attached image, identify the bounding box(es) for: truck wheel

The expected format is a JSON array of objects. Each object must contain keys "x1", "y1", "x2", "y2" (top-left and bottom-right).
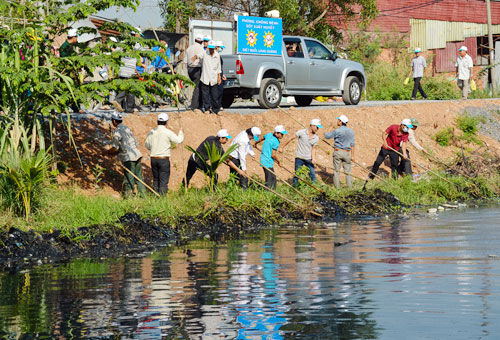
[
  {"x1": 342, "y1": 76, "x2": 362, "y2": 105},
  {"x1": 258, "y1": 78, "x2": 282, "y2": 109},
  {"x1": 222, "y1": 93, "x2": 234, "y2": 108},
  {"x1": 294, "y1": 95, "x2": 313, "y2": 107}
]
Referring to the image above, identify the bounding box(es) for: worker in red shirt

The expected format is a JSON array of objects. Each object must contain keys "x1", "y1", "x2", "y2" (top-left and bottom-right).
[{"x1": 369, "y1": 119, "x2": 413, "y2": 179}]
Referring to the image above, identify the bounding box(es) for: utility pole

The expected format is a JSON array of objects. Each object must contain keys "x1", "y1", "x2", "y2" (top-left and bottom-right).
[{"x1": 486, "y1": 0, "x2": 496, "y2": 91}]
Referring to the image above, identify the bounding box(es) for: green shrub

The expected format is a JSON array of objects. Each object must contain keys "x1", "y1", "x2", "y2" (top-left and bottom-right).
[
  {"x1": 456, "y1": 114, "x2": 480, "y2": 136},
  {"x1": 434, "y1": 128, "x2": 454, "y2": 146},
  {"x1": 365, "y1": 56, "x2": 461, "y2": 101}
]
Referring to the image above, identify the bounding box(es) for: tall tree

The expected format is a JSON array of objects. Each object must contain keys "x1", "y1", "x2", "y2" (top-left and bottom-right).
[{"x1": 159, "y1": 0, "x2": 377, "y2": 43}]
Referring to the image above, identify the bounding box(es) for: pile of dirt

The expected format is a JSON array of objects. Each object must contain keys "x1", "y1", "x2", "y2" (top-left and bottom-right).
[{"x1": 56, "y1": 99, "x2": 500, "y2": 194}]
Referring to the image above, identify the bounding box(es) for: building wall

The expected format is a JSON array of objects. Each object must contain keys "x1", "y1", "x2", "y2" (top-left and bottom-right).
[{"x1": 366, "y1": 0, "x2": 500, "y2": 33}]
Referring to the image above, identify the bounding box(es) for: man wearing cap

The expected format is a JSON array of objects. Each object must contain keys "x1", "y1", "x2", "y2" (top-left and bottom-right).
[
  {"x1": 215, "y1": 41, "x2": 227, "y2": 112},
  {"x1": 203, "y1": 36, "x2": 211, "y2": 50},
  {"x1": 325, "y1": 115, "x2": 355, "y2": 188},
  {"x1": 59, "y1": 28, "x2": 78, "y2": 58},
  {"x1": 369, "y1": 119, "x2": 412, "y2": 180},
  {"x1": 107, "y1": 112, "x2": 146, "y2": 196},
  {"x1": 199, "y1": 41, "x2": 222, "y2": 114},
  {"x1": 399, "y1": 118, "x2": 427, "y2": 177},
  {"x1": 184, "y1": 129, "x2": 242, "y2": 189},
  {"x1": 411, "y1": 48, "x2": 427, "y2": 100},
  {"x1": 145, "y1": 113, "x2": 184, "y2": 194},
  {"x1": 185, "y1": 35, "x2": 205, "y2": 110},
  {"x1": 283, "y1": 119, "x2": 322, "y2": 186},
  {"x1": 455, "y1": 46, "x2": 474, "y2": 100},
  {"x1": 229, "y1": 127, "x2": 261, "y2": 189},
  {"x1": 256, "y1": 125, "x2": 288, "y2": 189}
]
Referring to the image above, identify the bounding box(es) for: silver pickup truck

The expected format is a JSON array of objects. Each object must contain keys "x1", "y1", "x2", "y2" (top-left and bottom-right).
[{"x1": 221, "y1": 35, "x2": 366, "y2": 109}]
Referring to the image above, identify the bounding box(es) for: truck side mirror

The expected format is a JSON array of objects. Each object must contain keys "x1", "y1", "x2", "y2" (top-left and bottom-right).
[{"x1": 331, "y1": 52, "x2": 338, "y2": 61}]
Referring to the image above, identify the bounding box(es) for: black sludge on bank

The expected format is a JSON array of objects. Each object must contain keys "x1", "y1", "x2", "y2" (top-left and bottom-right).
[{"x1": 0, "y1": 191, "x2": 404, "y2": 272}]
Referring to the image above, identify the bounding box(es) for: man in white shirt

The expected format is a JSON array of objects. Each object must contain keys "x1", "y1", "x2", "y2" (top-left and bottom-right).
[
  {"x1": 199, "y1": 41, "x2": 222, "y2": 114},
  {"x1": 455, "y1": 46, "x2": 474, "y2": 100},
  {"x1": 229, "y1": 127, "x2": 261, "y2": 189},
  {"x1": 399, "y1": 118, "x2": 427, "y2": 177},
  {"x1": 411, "y1": 48, "x2": 427, "y2": 100},
  {"x1": 184, "y1": 35, "x2": 205, "y2": 110},
  {"x1": 145, "y1": 113, "x2": 184, "y2": 194}
]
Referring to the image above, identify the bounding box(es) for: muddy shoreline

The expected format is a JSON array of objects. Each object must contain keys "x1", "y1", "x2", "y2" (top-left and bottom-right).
[{"x1": 0, "y1": 189, "x2": 408, "y2": 272}]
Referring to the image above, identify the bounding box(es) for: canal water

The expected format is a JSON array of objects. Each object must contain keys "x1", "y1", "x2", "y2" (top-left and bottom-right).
[{"x1": 1, "y1": 206, "x2": 499, "y2": 339}]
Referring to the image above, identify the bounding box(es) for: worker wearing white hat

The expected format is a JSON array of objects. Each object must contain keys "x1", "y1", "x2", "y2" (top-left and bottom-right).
[
  {"x1": 203, "y1": 35, "x2": 211, "y2": 50},
  {"x1": 229, "y1": 126, "x2": 262, "y2": 189},
  {"x1": 184, "y1": 34, "x2": 205, "y2": 110},
  {"x1": 410, "y1": 47, "x2": 428, "y2": 100},
  {"x1": 456, "y1": 45, "x2": 474, "y2": 99},
  {"x1": 59, "y1": 28, "x2": 78, "y2": 57},
  {"x1": 283, "y1": 119, "x2": 323, "y2": 186},
  {"x1": 325, "y1": 115, "x2": 355, "y2": 188},
  {"x1": 199, "y1": 40, "x2": 222, "y2": 114},
  {"x1": 369, "y1": 119, "x2": 412, "y2": 180},
  {"x1": 256, "y1": 125, "x2": 288, "y2": 189},
  {"x1": 145, "y1": 113, "x2": 184, "y2": 194},
  {"x1": 107, "y1": 111, "x2": 146, "y2": 196},
  {"x1": 183, "y1": 129, "x2": 244, "y2": 190}
]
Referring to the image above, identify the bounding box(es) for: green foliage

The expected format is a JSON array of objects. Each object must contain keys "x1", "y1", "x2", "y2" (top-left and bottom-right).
[
  {"x1": 0, "y1": 0, "x2": 188, "y2": 153},
  {"x1": 160, "y1": 0, "x2": 378, "y2": 44},
  {"x1": 0, "y1": 116, "x2": 52, "y2": 220},
  {"x1": 344, "y1": 29, "x2": 382, "y2": 71},
  {"x1": 434, "y1": 128, "x2": 454, "y2": 147},
  {"x1": 365, "y1": 55, "x2": 460, "y2": 101},
  {"x1": 456, "y1": 114, "x2": 480, "y2": 137},
  {"x1": 185, "y1": 142, "x2": 238, "y2": 193}
]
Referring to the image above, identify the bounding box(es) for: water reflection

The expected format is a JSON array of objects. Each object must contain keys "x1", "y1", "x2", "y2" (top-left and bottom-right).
[{"x1": 1, "y1": 207, "x2": 499, "y2": 338}]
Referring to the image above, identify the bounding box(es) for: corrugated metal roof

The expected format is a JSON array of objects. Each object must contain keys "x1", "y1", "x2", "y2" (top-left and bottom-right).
[
  {"x1": 409, "y1": 19, "x2": 426, "y2": 50},
  {"x1": 410, "y1": 19, "x2": 500, "y2": 51},
  {"x1": 426, "y1": 20, "x2": 447, "y2": 49}
]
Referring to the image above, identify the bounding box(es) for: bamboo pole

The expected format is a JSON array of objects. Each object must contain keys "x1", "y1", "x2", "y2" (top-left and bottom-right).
[
  {"x1": 248, "y1": 157, "x2": 311, "y2": 201},
  {"x1": 385, "y1": 145, "x2": 455, "y2": 185},
  {"x1": 245, "y1": 175, "x2": 322, "y2": 217},
  {"x1": 277, "y1": 106, "x2": 383, "y2": 180},
  {"x1": 119, "y1": 163, "x2": 161, "y2": 197}
]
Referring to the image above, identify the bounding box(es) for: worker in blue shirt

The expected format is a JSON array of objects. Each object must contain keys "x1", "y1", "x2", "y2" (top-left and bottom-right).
[
  {"x1": 255, "y1": 125, "x2": 288, "y2": 189},
  {"x1": 152, "y1": 40, "x2": 171, "y2": 71}
]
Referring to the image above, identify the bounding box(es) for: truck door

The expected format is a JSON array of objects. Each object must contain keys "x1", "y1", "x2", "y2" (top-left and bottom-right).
[
  {"x1": 304, "y1": 39, "x2": 342, "y2": 91},
  {"x1": 283, "y1": 38, "x2": 310, "y2": 90}
]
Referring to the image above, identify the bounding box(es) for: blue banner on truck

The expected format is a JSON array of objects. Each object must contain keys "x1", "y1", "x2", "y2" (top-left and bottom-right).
[{"x1": 237, "y1": 16, "x2": 282, "y2": 55}]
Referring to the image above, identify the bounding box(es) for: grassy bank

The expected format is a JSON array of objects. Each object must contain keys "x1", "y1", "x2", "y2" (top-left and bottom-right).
[{"x1": 1, "y1": 173, "x2": 498, "y2": 235}]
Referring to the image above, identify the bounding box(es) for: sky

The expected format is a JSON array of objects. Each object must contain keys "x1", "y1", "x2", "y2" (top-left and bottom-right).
[{"x1": 97, "y1": 0, "x2": 164, "y2": 30}]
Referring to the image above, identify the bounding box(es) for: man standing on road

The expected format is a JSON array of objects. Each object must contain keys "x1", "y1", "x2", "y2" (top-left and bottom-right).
[
  {"x1": 411, "y1": 48, "x2": 427, "y2": 100},
  {"x1": 229, "y1": 127, "x2": 261, "y2": 189},
  {"x1": 215, "y1": 41, "x2": 227, "y2": 112},
  {"x1": 183, "y1": 129, "x2": 243, "y2": 189},
  {"x1": 59, "y1": 28, "x2": 78, "y2": 57},
  {"x1": 283, "y1": 119, "x2": 322, "y2": 186},
  {"x1": 399, "y1": 118, "x2": 428, "y2": 177},
  {"x1": 325, "y1": 115, "x2": 355, "y2": 188},
  {"x1": 256, "y1": 125, "x2": 288, "y2": 189},
  {"x1": 369, "y1": 119, "x2": 412, "y2": 180},
  {"x1": 145, "y1": 113, "x2": 184, "y2": 195},
  {"x1": 200, "y1": 41, "x2": 222, "y2": 114},
  {"x1": 185, "y1": 35, "x2": 205, "y2": 111},
  {"x1": 107, "y1": 112, "x2": 146, "y2": 196},
  {"x1": 455, "y1": 46, "x2": 474, "y2": 100}
]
